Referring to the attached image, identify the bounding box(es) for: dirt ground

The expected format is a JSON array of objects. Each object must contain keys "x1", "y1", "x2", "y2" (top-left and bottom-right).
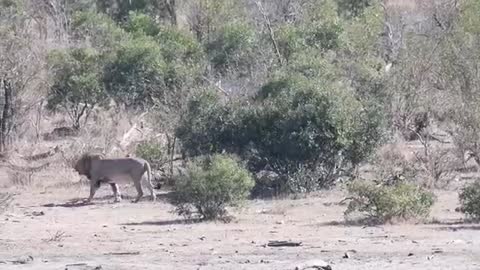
[{"x1": 0, "y1": 183, "x2": 479, "y2": 270}]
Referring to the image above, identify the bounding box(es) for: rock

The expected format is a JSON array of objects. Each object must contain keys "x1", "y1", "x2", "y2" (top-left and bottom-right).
[
  {"x1": 32, "y1": 211, "x2": 45, "y2": 216},
  {"x1": 10, "y1": 255, "x2": 34, "y2": 265},
  {"x1": 343, "y1": 252, "x2": 350, "y2": 259},
  {"x1": 294, "y1": 260, "x2": 332, "y2": 270}
]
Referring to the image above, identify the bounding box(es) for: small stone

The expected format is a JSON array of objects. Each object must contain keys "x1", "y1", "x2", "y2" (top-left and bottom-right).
[
  {"x1": 408, "y1": 253, "x2": 414, "y2": 257},
  {"x1": 32, "y1": 211, "x2": 45, "y2": 216}
]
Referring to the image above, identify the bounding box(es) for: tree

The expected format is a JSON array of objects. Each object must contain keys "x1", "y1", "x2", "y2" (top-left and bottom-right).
[
  {"x1": 95, "y1": 0, "x2": 177, "y2": 25},
  {"x1": 0, "y1": 0, "x2": 43, "y2": 151},
  {"x1": 47, "y1": 48, "x2": 106, "y2": 129},
  {"x1": 103, "y1": 25, "x2": 205, "y2": 110}
]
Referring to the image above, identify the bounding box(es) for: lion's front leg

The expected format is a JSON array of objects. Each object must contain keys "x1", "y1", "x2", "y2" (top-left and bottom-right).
[{"x1": 86, "y1": 180, "x2": 100, "y2": 203}]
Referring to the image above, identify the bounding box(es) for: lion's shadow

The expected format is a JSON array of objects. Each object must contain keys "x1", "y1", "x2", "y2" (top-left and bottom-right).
[{"x1": 41, "y1": 192, "x2": 171, "y2": 208}]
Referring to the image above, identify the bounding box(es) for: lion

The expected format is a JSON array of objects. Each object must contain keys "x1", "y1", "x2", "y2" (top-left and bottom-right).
[{"x1": 73, "y1": 153, "x2": 157, "y2": 203}]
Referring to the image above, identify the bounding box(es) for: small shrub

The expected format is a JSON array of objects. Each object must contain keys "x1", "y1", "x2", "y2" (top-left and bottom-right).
[
  {"x1": 286, "y1": 164, "x2": 337, "y2": 194},
  {"x1": 171, "y1": 154, "x2": 254, "y2": 221},
  {"x1": 459, "y1": 181, "x2": 480, "y2": 221},
  {"x1": 345, "y1": 181, "x2": 436, "y2": 224},
  {"x1": 372, "y1": 144, "x2": 418, "y2": 186},
  {"x1": 135, "y1": 140, "x2": 166, "y2": 170}
]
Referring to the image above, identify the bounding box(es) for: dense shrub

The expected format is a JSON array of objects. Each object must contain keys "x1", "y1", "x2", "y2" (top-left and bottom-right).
[
  {"x1": 47, "y1": 48, "x2": 107, "y2": 129},
  {"x1": 103, "y1": 35, "x2": 166, "y2": 108},
  {"x1": 176, "y1": 75, "x2": 383, "y2": 192},
  {"x1": 207, "y1": 22, "x2": 257, "y2": 75},
  {"x1": 124, "y1": 11, "x2": 160, "y2": 36},
  {"x1": 459, "y1": 181, "x2": 480, "y2": 221},
  {"x1": 135, "y1": 140, "x2": 166, "y2": 170},
  {"x1": 103, "y1": 25, "x2": 204, "y2": 109},
  {"x1": 345, "y1": 181, "x2": 436, "y2": 224},
  {"x1": 171, "y1": 154, "x2": 254, "y2": 221}
]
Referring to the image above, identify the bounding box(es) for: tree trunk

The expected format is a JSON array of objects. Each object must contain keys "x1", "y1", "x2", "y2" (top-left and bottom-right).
[
  {"x1": 165, "y1": 0, "x2": 177, "y2": 26},
  {"x1": 0, "y1": 79, "x2": 13, "y2": 152}
]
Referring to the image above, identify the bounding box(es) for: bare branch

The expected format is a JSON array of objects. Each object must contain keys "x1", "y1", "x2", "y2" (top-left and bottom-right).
[{"x1": 255, "y1": 1, "x2": 283, "y2": 66}]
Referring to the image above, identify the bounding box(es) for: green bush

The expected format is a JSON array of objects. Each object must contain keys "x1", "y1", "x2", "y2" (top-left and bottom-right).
[
  {"x1": 103, "y1": 35, "x2": 166, "y2": 108},
  {"x1": 176, "y1": 75, "x2": 383, "y2": 189},
  {"x1": 459, "y1": 181, "x2": 480, "y2": 221},
  {"x1": 207, "y1": 22, "x2": 257, "y2": 75},
  {"x1": 124, "y1": 11, "x2": 160, "y2": 36},
  {"x1": 47, "y1": 48, "x2": 107, "y2": 128},
  {"x1": 103, "y1": 26, "x2": 204, "y2": 109},
  {"x1": 171, "y1": 154, "x2": 254, "y2": 221},
  {"x1": 135, "y1": 140, "x2": 166, "y2": 170},
  {"x1": 345, "y1": 181, "x2": 436, "y2": 224}
]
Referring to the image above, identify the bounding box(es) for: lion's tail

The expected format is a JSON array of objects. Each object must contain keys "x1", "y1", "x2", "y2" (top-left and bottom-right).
[
  {"x1": 144, "y1": 161, "x2": 157, "y2": 200},
  {"x1": 144, "y1": 161, "x2": 152, "y2": 185}
]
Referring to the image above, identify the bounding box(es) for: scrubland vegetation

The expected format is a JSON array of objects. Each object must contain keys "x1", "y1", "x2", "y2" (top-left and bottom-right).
[{"x1": 1, "y1": 0, "x2": 480, "y2": 224}]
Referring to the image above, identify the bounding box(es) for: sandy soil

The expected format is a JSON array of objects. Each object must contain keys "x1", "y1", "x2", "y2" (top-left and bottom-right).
[{"x1": 0, "y1": 185, "x2": 479, "y2": 270}]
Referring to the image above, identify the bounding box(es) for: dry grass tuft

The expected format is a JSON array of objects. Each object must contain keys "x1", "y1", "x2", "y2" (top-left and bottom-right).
[{"x1": 0, "y1": 193, "x2": 13, "y2": 215}]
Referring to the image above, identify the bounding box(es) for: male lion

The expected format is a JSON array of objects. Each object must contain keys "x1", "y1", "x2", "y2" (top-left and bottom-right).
[{"x1": 74, "y1": 153, "x2": 156, "y2": 203}]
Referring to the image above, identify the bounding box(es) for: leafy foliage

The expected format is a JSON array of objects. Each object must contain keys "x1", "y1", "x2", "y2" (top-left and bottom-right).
[
  {"x1": 47, "y1": 48, "x2": 106, "y2": 128},
  {"x1": 207, "y1": 22, "x2": 257, "y2": 75},
  {"x1": 177, "y1": 74, "x2": 383, "y2": 192},
  {"x1": 171, "y1": 154, "x2": 254, "y2": 221},
  {"x1": 103, "y1": 35, "x2": 166, "y2": 108},
  {"x1": 70, "y1": 11, "x2": 126, "y2": 50},
  {"x1": 103, "y1": 24, "x2": 204, "y2": 109},
  {"x1": 459, "y1": 181, "x2": 480, "y2": 221},
  {"x1": 345, "y1": 181, "x2": 436, "y2": 224},
  {"x1": 124, "y1": 11, "x2": 161, "y2": 36},
  {"x1": 135, "y1": 140, "x2": 167, "y2": 170}
]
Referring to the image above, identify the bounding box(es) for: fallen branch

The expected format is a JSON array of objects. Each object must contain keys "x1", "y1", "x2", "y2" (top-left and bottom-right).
[
  {"x1": 23, "y1": 146, "x2": 60, "y2": 161},
  {"x1": 1, "y1": 162, "x2": 50, "y2": 173},
  {"x1": 202, "y1": 76, "x2": 229, "y2": 96},
  {"x1": 104, "y1": 251, "x2": 140, "y2": 256},
  {"x1": 267, "y1": 240, "x2": 302, "y2": 247},
  {"x1": 255, "y1": 1, "x2": 283, "y2": 66}
]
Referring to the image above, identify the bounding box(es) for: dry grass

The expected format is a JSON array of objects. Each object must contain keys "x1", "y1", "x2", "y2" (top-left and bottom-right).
[
  {"x1": 0, "y1": 193, "x2": 13, "y2": 215},
  {"x1": 43, "y1": 230, "x2": 67, "y2": 243},
  {"x1": 1, "y1": 106, "x2": 162, "y2": 194}
]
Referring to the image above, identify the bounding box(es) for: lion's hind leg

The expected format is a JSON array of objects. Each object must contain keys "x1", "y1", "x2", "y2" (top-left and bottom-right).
[
  {"x1": 144, "y1": 177, "x2": 156, "y2": 201},
  {"x1": 132, "y1": 178, "x2": 144, "y2": 203}
]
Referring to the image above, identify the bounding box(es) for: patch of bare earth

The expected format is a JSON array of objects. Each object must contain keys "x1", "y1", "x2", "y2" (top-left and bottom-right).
[{"x1": 0, "y1": 186, "x2": 479, "y2": 270}]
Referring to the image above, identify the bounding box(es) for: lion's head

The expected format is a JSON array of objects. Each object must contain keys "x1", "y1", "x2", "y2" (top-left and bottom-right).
[{"x1": 74, "y1": 153, "x2": 105, "y2": 178}]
